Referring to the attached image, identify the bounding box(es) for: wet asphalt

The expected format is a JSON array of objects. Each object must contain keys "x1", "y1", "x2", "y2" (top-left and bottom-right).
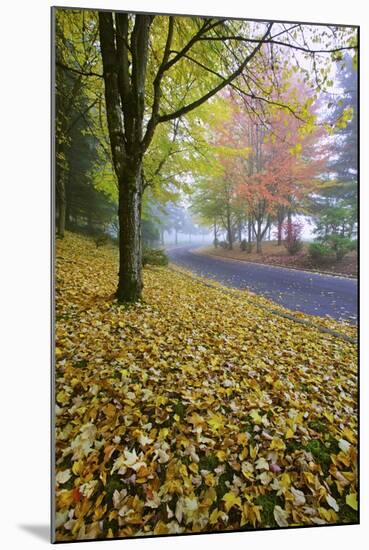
[{"x1": 167, "y1": 246, "x2": 358, "y2": 325}]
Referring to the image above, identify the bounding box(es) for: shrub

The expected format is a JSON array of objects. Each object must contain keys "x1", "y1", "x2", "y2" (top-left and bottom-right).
[
  {"x1": 240, "y1": 239, "x2": 248, "y2": 251},
  {"x1": 142, "y1": 247, "x2": 168, "y2": 267},
  {"x1": 287, "y1": 239, "x2": 303, "y2": 255},
  {"x1": 282, "y1": 220, "x2": 304, "y2": 256},
  {"x1": 94, "y1": 234, "x2": 109, "y2": 248},
  {"x1": 240, "y1": 239, "x2": 253, "y2": 253},
  {"x1": 308, "y1": 242, "x2": 334, "y2": 263},
  {"x1": 325, "y1": 235, "x2": 356, "y2": 261},
  {"x1": 219, "y1": 241, "x2": 228, "y2": 249}
]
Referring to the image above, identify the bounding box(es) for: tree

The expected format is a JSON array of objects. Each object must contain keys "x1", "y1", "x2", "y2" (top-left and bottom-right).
[
  {"x1": 311, "y1": 54, "x2": 358, "y2": 239},
  {"x1": 56, "y1": 8, "x2": 357, "y2": 300},
  {"x1": 97, "y1": 13, "x2": 277, "y2": 300},
  {"x1": 55, "y1": 10, "x2": 103, "y2": 237}
]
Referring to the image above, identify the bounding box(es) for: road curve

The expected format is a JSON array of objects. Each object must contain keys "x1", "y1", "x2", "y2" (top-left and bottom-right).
[{"x1": 167, "y1": 245, "x2": 358, "y2": 324}]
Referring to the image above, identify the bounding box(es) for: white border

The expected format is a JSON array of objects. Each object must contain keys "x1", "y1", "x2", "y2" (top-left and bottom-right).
[{"x1": 1, "y1": 1, "x2": 366, "y2": 548}]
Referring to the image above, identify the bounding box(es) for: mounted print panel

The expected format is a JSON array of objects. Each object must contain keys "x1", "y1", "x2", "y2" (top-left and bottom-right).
[{"x1": 52, "y1": 6, "x2": 358, "y2": 543}]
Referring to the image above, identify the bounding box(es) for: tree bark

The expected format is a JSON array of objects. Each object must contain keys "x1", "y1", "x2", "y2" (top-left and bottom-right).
[
  {"x1": 56, "y1": 175, "x2": 66, "y2": 238},
  {"x1": 99, "y1": 12, "x2": 151, "y2": 302},
  {"x1": 256, "y1": 229, "x2": 262, "y2": 253},
  {"x1": 238, "y1": 222, "x2": 242, "y2": 242},
  {"x1": 277, "y1": 222, "x2": 282, "y2": 246},
  {"x1": 214, "y1": 221, "x2": 218, "y2": 247},
  {"x1": 226, "y1": 205, "x2": 233, "y2": 250},
  {"x1": 117, "y1": 162, "x2": 143, "y2": 302}
]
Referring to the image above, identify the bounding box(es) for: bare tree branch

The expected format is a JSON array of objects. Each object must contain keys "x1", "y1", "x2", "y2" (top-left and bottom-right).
[
  {"x1": 158, "y1": 23, "x2": 274, "y2": 124},
  {"x1": 56, "y1": 60, "x2": 102, "y2": 78}
]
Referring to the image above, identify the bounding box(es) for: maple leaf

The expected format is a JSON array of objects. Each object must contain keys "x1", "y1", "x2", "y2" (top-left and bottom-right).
[
  {"x1": 207, "y1": 413, "x2": 225, "y2": 432},
  {"x1": 222, "y1": 492, "x2": 241, "y2": 512}
]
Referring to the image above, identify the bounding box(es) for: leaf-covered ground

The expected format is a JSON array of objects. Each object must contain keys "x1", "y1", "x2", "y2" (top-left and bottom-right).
[{"x1": 54, "y1": 233, "x2": 358, "y2": 541}]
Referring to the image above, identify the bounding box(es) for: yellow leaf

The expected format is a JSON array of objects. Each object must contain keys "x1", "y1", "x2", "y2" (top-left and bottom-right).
[
  {"x1": 249, "y1": 410, "x2": 262, "y2": 424},
  {"x1": 179, "y1": 463, "x2": 188, "y2": 478},
  {"x1": 319, "y1": 507, "x2": 337, "y2": 522},
  {"x1": 159, "y1": 428, "x2": 169, "y2": 440},
  {"x1": 222, "y1": 492, "x2": 241, "y2": 512},
  {"x1": 280, "y1": 472, "x2": 291, "y2": 491},
  {"x1": 342, "y1": 427, "x2": 356, "y2": 444},
  {"x1": 285, "y1": 428, "x2": 294, "y2": 439},
  {"x1": 103, "y1": 403, "x2": 116, "y2": 418},
  {"x1": 346, "y1": 493, "x2": 358, "y2": 511},
  {"x1": 208, "y1": 413, "x2": 225, "y2": 432},
  {"x1": 204, "y1": 472, "x2": 216, "y2": 487},
  {"x1": 324, "y1": 411, "x2": 334, "y2": 423},
  {"x1": 72, "y1": 460, "x2": 84, "y2": 476},
  {"x1": 155, "y1": 395, "x2": 168, "y2": 407},
  {"x1": 216, "y1": 450, "x2": 227, "y2": 462},
  {"x1": 241, "y1": 503, "x2": 262, "y2": 527},
  {"x1": 56, "y1": 391, "x2": 69, "y2": 405},
  {"x1": 237, "y1": 433, "x2": 248, "y2": 446},
  {"x1": 209, "y1": 508, "x2": 219, "y2": 525},
  {"x1": 249, "y1": 444, "x2": 258, "y2": 459},
  {"x1": 270, "y1": 437, "x2": 286, "y2": 451}
]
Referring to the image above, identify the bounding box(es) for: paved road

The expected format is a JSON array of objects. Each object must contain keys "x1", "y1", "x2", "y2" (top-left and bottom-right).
[{"x1": 167, "y1": 246, "x2": 358, "y2": 324}]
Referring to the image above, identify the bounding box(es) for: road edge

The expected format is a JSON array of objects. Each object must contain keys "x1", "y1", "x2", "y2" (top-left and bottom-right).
[{"x1": 192, "y1": 247, "x2": 357, "y2": 280}]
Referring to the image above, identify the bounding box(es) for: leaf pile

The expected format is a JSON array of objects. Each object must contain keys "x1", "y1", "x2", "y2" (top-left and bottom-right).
[{"x1": 54, "y1": 233, "x2": 358, "y2": 541}]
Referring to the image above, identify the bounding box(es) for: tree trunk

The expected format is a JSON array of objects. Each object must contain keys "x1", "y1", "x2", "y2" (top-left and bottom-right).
[
  {"x1": 256, "y1": 236, "x2": 262, "y2": 253},
  {"x1": 175, "y1": 229, "x2": 178, "y2": 245},
  {"x1": 226, "y1": 206, "x2": 233, "y2": 250},
  {"x1": 277, "y1": 222, "x2": 282, "y2": 246},
  {"x1": 117, "y1": 162, "x2": 143, "y2": 302},
  {"x1": 56, "y1": 177, "x2": 66, "y2": 238},
  {"x1": 256, "y1": 222, "x2": 262, "y2": 253},
  {"x1": 214, "y1": 221, "x2": 218, "y2": 247},
  {"x1": 277, "y1": 206, "x2": 286, "y2": 246},
  {"x1": 238, "y1": 223, "x2": 242, "y2": 242}
]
